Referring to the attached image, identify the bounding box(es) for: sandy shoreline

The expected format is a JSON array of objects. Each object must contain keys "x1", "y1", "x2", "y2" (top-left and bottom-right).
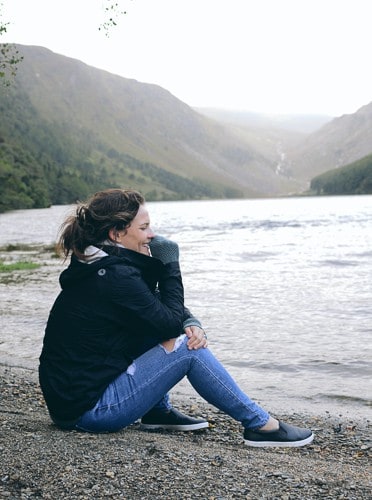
[{"x1": 1, "y1": 365, "x2": 370, "y2": 499}]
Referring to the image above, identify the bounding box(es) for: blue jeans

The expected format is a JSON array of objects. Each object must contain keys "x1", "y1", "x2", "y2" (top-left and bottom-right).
[{"x1": 75, "y1": 336, "x2": 269, "y2": 433}]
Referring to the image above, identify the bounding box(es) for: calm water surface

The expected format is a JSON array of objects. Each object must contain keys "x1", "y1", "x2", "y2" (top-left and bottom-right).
[{"x1": 1, "y1": 196, "x2": 371, "y2": 419}]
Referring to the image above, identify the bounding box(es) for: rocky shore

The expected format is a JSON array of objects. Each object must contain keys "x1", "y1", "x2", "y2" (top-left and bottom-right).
[{"x1": 0, "y1": 365, "x2": 370, "y2": 499}]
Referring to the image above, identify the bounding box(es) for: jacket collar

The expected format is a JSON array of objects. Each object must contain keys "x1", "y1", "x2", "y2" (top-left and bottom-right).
[{"x1": 59, "y1": 245, "x2": 163, "y2": 289}]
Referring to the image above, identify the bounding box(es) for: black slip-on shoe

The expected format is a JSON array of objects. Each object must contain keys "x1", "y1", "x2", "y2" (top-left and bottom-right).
[
  {"x1": 140, "y1": 408, "x2": 209, "y2": 431},
  {"x1": 244, "y1": 421, "x2": 314, "y2": 448}
]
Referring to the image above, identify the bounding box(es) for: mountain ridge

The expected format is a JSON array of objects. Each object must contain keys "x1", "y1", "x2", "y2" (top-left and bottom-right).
[
  {"x1": 286, "y1": 102, "x2": 372, "y2": 180},
  {"x1": 0, "y1": 44, "x2": 371, "y2": 212},
  {"x1": 11, "y1": 44, "x2": 299, "y2": 197}
]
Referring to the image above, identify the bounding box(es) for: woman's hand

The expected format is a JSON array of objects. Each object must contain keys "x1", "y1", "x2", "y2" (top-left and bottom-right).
[
  {"x1": 185, "y1": 326, "x2": 208, "y2": 350},
  {"x1": 149, "y1": 235, "x2": 179, "y2": 264}
]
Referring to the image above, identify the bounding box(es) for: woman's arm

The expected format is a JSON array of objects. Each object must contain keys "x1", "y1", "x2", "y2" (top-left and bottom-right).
[{"x1": 109, "y1": 263, "x2": 185, "y2": 340}]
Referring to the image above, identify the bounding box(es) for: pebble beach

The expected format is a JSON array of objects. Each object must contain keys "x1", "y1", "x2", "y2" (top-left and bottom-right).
[{"x1": 1, "y1": 365, "x2": 371, "y2": 499}]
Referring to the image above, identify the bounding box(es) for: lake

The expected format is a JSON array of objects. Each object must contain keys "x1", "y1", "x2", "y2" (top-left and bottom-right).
[{"x1": 0, "y1": 195, "x2": 371, "y2": 420}]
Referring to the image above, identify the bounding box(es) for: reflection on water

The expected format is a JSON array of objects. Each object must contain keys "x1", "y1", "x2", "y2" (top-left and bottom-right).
[{"x1": 0, "y1": 195, "x2": 371, "y2": 418}]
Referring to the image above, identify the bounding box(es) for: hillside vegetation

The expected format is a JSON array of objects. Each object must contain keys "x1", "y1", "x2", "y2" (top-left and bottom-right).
[
  {"x1": 1, "y1": 45, "x2": 371, "y2": 213},
  {"x1": 0, "y1": 45, "x2": 309, "y2": 213},
  {"x1": 287, "y1": 102, "x2": 372, "y2": 180},
  {"x1": 310, "y1": 154, "x2": 372, "y2": 195},
  {"x1": 0, "y1": 84, "x2": 228, "y2": 212},
  {"x1": 0, "y1": 47, "x2": 247, "y2": 212}
]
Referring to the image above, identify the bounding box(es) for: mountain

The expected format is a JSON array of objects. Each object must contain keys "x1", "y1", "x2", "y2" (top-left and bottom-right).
[
  {"x1": 199, "y1": 105, "x2": 372, "y2": 188},
  {"x1": 1, "y1": 45, "x2": 371, "y2": 213},
  {"x1": 194, "y1": 109, "x2": 329, "y2": 184},
  {"x1": 0, "y1": 45, "x2": 306, "y2": 213},
  {"x1": 310, "y1": 154, "x2": 372, "y2": 195},
  {"x1": 286, "y1": 102, "x2": 372, "y2": 181}
]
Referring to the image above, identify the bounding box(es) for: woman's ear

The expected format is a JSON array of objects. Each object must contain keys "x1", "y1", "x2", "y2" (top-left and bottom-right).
[{"x1": 108, "y1": 228, "x2": 118, "y2": 242}]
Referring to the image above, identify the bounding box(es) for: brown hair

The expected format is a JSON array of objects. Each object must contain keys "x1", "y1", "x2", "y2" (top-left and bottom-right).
[{"x1": 58, "y1": 188, "x2": 145, "y2": 259}]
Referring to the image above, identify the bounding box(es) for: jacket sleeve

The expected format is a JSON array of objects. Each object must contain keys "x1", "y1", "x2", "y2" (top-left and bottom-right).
[
  {"x1": 154, "y1": 285, "x2": 202, "y2": 331},
  {"x1": 103, "y1": 261, "x2": 185, "y2": 339},
  {"x1": 182, "y1": 306, "x2": 203, "y2": 330}
]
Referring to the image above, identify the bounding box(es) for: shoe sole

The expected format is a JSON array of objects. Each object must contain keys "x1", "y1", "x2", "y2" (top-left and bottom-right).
[
  {"x1": 141, "y1": 422, "x2": 209, "y2": 431},
  {"x1": 244, "y1": 432, "x2": 314, "y2": 448}
]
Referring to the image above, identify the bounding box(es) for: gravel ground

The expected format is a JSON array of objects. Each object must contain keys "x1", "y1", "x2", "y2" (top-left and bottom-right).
[{"x1": 0, "y1": 366, "x2": 371, "y2": 499}]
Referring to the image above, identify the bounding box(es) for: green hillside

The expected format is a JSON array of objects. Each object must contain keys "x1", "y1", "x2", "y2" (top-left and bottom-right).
[
  {"x1": 288, "y1": 102, "x2": 372, "y2": 181},
  {"x1": 310, "y1": 154, "x2": 372, "y2": 195},
  {"x1": 4, "y1": 45, "x2": 370, "y2": 213},
  {"x1": 0, "y1": 44, "x2": 310, "y2": 212},
  {"x1": 0, "y1": 82, "x2": 233, "y2": 212},
  {"x1": 0, "y1": 64, "x2": 242, "y2": 212}
]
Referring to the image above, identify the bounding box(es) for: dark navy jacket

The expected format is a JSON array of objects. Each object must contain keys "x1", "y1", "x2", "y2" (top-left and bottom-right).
[{"x1": 39, "y1": 246, "x2": 190, "y2": 421}]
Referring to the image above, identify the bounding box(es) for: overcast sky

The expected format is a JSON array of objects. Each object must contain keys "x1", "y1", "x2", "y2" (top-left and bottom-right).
[{"x1": 2, "y1": 0, "x2": 372, "y2": 116}]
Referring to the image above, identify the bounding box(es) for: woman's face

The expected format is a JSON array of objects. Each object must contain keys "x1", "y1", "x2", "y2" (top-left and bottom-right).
[{"x1": 115, "y1": 204, "x2": 155, "y2": 255}]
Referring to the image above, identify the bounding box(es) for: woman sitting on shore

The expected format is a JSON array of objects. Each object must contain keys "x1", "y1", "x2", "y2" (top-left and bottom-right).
[{"x1": 39, "y1": 188, "x2": 314, "y2": 447}]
